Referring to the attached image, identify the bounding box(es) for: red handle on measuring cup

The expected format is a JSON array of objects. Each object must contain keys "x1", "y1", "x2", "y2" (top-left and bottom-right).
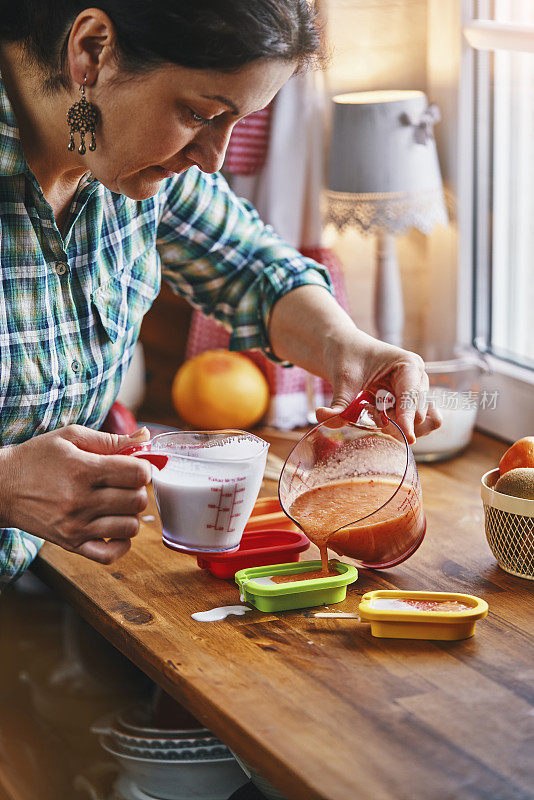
[
  {"x1": 119, "y1": 444, "x2": 168, "y2": 471},
  {"x1": 339, "y1": 390, "x2": 389, "y2": 426}
]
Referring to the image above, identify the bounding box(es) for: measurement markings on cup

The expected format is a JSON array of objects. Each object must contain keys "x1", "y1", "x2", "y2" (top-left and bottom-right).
[
  {"x1": 227, "y1": 477, "x2": 246, "y2": 533},
  {"x1": 207, "y1": 478, "x2": 246, "y2": 533},
  {"x1": 287, "y1": 460, "x2": 313, "y2": 497},
  {"x1": 207, "y1": 485, "x2": 229, "y2": 532}
]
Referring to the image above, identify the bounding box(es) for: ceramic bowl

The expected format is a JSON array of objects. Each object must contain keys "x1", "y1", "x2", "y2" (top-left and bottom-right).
[
  {"x1": 99, "y1": 735, "x2": 246, "y2": 800},
  {"x1": 92, "y1": 711, "x2": 223, "y2": 753},
  {"x1": 116, "y1": 704, "x2": 211, "y2": 740},
  {"x1": 110, "y1": 738, "x2": 231, "y2": 761},
  {"x1": 111, "y1": 731, "x2": 221, "y2": 751},
  {"x1": 113, "y1": 773, "x2": 162, "y2": 800},
  {"x1": 231, "y1": 752, "x2": 288, "y2": 800}
]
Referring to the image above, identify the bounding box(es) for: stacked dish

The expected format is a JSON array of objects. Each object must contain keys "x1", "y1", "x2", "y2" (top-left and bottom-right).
[{"x1": 92, "y1": 704, "x2": 246, "y2": 800}]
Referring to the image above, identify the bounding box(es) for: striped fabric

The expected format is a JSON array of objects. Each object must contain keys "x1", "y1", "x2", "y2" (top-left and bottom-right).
[
  {"x1": 224, "y1": 104, "x2": 272, "y2": 176},
  {"x1": 0, "y1": 74, "x2": 332, "y2": 587}
]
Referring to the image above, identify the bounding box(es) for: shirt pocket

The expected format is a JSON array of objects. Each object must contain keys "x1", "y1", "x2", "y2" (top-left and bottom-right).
[{"x1": 91, "y1": 249, "x2": 161, "y2": 343}]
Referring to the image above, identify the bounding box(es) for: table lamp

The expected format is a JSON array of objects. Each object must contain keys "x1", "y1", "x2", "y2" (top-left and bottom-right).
[{"x1": 325, "y1": 90, "x2": 448, "y2": 346}]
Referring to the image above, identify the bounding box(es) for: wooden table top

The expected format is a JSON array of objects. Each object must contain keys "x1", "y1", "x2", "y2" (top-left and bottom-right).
[{"x1": 33, "y1": 431, "x2": 534, "y2": 800}]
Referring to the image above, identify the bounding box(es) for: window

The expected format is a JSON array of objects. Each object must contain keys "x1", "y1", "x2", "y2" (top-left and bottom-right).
[{"x1": 461, "y1": 0, "x2": 534, "y2": 439}]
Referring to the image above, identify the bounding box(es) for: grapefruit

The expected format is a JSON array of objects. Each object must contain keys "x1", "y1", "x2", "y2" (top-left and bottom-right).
[
  {"x1": 172, "y1": 349, "x2": 270, "y2": 430},
  {"x1": 498, "y1": 436, "x2": 534, "y2": 476}
]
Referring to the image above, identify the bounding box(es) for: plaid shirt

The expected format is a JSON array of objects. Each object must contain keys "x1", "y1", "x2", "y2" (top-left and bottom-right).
[{"x1": 0, "y1": 76, "x2": 332, "y2": 587}]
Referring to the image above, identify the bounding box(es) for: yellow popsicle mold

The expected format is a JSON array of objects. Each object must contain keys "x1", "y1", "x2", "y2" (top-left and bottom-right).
[{"x1": 358, "y1": 590, "x2": 488, "y2": 640}]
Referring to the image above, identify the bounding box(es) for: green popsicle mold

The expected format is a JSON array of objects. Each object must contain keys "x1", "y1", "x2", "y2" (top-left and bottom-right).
[{"x1": 235, "y1": 560, "x2": 358, "y2": 612}]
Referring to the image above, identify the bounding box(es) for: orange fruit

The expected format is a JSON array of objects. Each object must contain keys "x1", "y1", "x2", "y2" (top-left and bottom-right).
[
  {"x1": 498, "y1": 436, "x2": 534, "y2": 476},
  {"x1": 172, "y1": 349, "x2": 270, "y2": 430}
]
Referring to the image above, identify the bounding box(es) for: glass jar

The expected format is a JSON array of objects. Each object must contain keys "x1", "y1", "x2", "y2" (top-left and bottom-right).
[{"x1": 407, "y1": 343, "x2": 488, "y2": 463}]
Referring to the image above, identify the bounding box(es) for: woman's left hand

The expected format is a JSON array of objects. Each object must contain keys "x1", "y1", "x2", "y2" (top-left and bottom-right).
[{"x1": 315, "y1": 330, "x2": 442, "y2": 444}]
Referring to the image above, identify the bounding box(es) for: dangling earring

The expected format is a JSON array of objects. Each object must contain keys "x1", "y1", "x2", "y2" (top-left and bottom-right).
[{"x1": 67, "y1": 76, "x2": 98, "y2": 155}]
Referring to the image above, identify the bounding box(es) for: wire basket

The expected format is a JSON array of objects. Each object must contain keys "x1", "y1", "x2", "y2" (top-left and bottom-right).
[{"x1": 481, "y1": 469, "x2": 534, "y2": 580}]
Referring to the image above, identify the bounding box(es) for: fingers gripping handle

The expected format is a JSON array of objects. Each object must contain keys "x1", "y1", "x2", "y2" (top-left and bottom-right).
[
  {"x1": 119, "y1": 444, "x2": 168, "y2": 471},
  {"x1": 339, "y1": 390, "x2": 389, "y2": 426}
]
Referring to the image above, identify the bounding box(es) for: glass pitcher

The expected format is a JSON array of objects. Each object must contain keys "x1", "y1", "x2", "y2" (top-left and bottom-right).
[{"x1": 278, "y1": 391, "x2": 426, "y2": 569}]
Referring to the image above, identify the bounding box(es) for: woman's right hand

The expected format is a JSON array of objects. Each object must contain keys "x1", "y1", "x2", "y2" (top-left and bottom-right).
[{"x1": 0, "y1": 425, "x2": 152, "y2": 564}]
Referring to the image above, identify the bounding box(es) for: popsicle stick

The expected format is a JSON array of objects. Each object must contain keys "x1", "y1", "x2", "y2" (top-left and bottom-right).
[{"x1": 313, "y1": 612, "x2": 359, "y2": 619}]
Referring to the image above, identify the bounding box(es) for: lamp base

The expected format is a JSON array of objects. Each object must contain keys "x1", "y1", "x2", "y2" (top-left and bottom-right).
[{"x1": 374, "y1": 230, "x2": 404, "y2": 347}]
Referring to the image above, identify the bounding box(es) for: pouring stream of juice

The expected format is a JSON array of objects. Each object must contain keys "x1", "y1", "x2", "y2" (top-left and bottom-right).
[{"x1": 290, "y1": 477, "x2": 414, "y2": 575}]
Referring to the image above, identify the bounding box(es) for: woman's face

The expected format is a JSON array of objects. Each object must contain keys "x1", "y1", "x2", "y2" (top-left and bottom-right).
[{"x1": 81, "y1": 58, "x2": 296, "y2": 199}]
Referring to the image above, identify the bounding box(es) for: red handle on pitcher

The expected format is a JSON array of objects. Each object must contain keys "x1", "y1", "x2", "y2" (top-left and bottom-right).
[
  {"x1": 119, "y1": 444, "x2": 168, "y2": 471},
  {"x1": 339, "y1": 390, "x2": 389, "y2": 426}
]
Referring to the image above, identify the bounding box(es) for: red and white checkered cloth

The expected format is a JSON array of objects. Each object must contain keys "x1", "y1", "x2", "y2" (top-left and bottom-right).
[
  {"x1": 223, "y1": 104, "x2": 272, "y2": 177},
  {"x1": 186, "y1": 247, "x2": 349, "y2": 429}
]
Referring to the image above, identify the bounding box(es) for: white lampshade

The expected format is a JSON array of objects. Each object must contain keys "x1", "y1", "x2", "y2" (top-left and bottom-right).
[{"x1": 326, "y1": 90, "x2": 448, "y2": 234}]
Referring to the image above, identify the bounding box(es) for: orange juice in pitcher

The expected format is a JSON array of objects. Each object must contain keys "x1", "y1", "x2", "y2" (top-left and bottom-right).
[{"x1": 278, "y1": 392, "x2": 426, "y2": 571}]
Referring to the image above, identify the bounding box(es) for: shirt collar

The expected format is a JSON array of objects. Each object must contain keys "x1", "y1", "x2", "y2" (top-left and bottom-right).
[{"x1": 0, "y1": 72, "x2": 29, "y2": 176}]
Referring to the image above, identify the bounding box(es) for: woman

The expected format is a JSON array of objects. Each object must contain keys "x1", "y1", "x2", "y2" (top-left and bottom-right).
[{"x1": 0, "y1": 0, "x2": 440, "y2": 586}]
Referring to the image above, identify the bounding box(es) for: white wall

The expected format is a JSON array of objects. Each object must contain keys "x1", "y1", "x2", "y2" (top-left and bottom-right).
[
  {"x1": 326, "y1": 0, "x2": 428, "y2": 95},
  {"x1": 424, "y1": 0, "x2": 462, "y2": 348}
]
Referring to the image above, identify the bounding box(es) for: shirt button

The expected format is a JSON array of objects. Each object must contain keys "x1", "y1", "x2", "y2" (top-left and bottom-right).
[
  {"x1": 71, "y1": 360, "x2": 81, "y2": 374},
  {"x1": 56, "y1": 262, "x2": 67, "y2": 276}
]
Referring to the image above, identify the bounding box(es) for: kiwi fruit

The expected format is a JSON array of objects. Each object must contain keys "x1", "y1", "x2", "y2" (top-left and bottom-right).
[{"x1": 495, "y1": 468, "x2": 534, "y2": 500}]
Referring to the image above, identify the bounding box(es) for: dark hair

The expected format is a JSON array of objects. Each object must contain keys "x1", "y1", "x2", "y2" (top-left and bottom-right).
[{"x1": 0, "y1": 1, "x2": 322, "y2": 90}]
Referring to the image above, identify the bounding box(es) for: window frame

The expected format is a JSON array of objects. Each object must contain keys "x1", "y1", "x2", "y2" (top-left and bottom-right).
[{"x1": 457, "y1": 0, "x2": 534, "y2": 441}]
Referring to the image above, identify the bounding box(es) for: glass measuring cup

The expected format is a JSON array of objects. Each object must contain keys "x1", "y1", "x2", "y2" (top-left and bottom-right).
[
  {"x1": 121, "y1": 430, "x2": 269, "y2": 554},
  {"x1": 278, "y1": 391, "x2": 426, "y2": 569}
]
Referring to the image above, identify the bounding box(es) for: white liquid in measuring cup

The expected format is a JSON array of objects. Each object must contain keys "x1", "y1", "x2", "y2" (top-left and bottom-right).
[{"x1": 152, "y1": 437, "x2": 267, "y2": 553}]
